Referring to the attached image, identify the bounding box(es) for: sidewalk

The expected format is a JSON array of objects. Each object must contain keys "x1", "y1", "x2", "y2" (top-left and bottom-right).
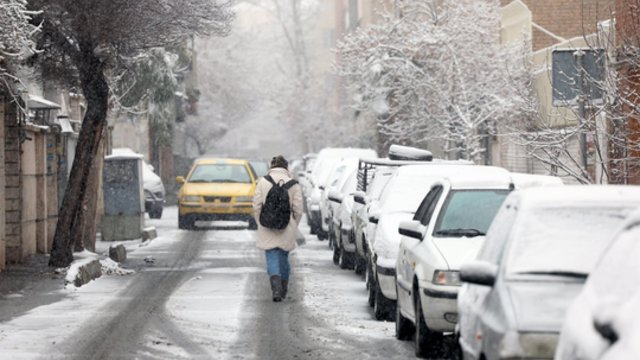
[{"x1": 0, "y1": 254, "x2": 67, "y2": 323}]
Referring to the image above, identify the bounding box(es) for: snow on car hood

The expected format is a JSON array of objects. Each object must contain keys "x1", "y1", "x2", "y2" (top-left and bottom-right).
[
  {"x1": 432, "y1": 236, "x2": 485, "y2": 270},
  {"x1": 508, "y1": 281, "x2": 585, "y2": 333},
  {"x1": 374, "y1": 212, "x2": 413, "y2": 268}
]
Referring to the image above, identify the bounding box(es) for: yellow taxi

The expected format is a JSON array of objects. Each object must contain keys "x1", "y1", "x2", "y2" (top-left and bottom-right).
[{"x1": 177, "y1": 158, "x2": 258, "y2": 230}]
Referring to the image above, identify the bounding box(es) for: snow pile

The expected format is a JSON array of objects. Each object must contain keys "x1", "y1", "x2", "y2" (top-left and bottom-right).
[
  {"x1": 100, "y1": 258, "x2": 135, "y2": 276},
  {"x1": 64, "y1": 250, "x2": 100, "y2": 285}
]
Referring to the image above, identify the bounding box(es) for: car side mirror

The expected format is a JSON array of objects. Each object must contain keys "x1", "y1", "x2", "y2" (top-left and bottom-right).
[
  {"x1": 368, "y1": 206, "x2": 381, "y2": 224},
  {"x1": 176, "y1": 176, "x2": 185, "y2": 184},
  {"x1": 593, "y1": 320, "x2": 619, "y2": 344},
  {"x1": 460, "y1": 261, "x2": 498, "y2": 287},
  {"x1": 353, "y1": 191, "x2": 366, "y2": 205},
  {"x1": 328, "y1": 190, "x2": 344, "y2": 204},
  {"x1": 398, "y1": 220, "x2": 425, "y2": 240}
]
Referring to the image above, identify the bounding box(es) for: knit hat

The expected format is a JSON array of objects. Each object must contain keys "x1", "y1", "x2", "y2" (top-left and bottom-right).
[{"x1": 270, "y1": 155, "x2": 288, "y2": 169}]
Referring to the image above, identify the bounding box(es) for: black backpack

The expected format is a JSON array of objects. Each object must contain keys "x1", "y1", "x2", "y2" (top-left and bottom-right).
[{"x1": 259, "y1": 175, "x2": 298, "y2": 230}]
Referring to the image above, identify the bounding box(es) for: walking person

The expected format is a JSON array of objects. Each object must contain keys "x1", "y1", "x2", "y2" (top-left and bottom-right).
[{"x1": 253, "y1": 155, "x2": 303, "y2": 302}]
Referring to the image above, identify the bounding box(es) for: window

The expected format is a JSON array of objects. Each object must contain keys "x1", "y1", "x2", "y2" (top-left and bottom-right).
[
  {"x1": 414, "y1": 185, "x2": 443, "y2": 226},
  {"x1": 188, "y1": 164, "x2": 252, "y2": 183},
  {"x1": 433, "y1": 190, "x2": 510, "y2": 237}
]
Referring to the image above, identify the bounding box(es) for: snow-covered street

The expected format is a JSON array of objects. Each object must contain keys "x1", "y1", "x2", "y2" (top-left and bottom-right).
[{"x1": 0, "y1": 207, "x2": 456, "y2": 359}]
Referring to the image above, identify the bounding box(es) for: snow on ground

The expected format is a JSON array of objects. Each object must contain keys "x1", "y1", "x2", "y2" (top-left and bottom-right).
[
  {"x1": 296, "y1": 222, "x2": 397, "y2": 340},
  {"x1": 0, "y1": 208, "x2": 398, "y2": 358}
]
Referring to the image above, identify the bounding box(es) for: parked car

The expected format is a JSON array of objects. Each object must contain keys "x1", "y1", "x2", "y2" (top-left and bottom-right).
[
  {"x1": 352, "y1": 165, "x2": 396, "y2": 275},
  {"x1": 112, "y1": 148, "x2": 165, "y2": 219},
  {"x1": 142, "y1": 161, "x2": 165, "y2": 219},
  {"x1": 555, "y1": 207, "x2": 640, "y2": 360},
  {"x1": 320, "y1": 158, "x2": 359, "y2": 242},
  {"x1": 457, "y1": 186, "x2": 640, "y2": 360},
  {"x1": 295, "y1": 153, "x2": 316, "y2": 225},
  {"x1": 328, "y1": 167, "x2": 358, "y2": 268},
  {"x1": 350, "y1": 146, "x2": 438, "y2": 277},
  {"x1": 370, "y1": 164, "x2": 481, "y2": 321},
  {"x1": 176, "y1": 158, "x2": 258, "y2": 230},
  {"x1": 307, "y1": 148, "x2": 377, "y2": 236},
  {"x1": 395, "y1": 165, "x2": 513, "y2": 357}
]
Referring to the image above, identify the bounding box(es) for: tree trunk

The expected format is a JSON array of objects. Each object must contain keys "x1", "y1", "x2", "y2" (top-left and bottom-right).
[
  {"x1": 49, "y1": 53, "x2": 109, "y2": 267},
  {"x1": 74, "y1": 134, "x2": 105, "y2": 253}
]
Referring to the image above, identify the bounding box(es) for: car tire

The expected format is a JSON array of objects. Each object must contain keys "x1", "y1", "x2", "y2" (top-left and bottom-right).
[
  {"x1": 247, "y1": 218, "x2": 258, "y2": 230},
  {"x1": 395, "y1": 285, "x2": 414, "y2": 340},
  {"x1": 332, "y1": 239, "x2": 340, "y2": 265},
  {"x1": 366, "y1": 263, "x2": 375, "y2": 307},
  {"x1": 338, "y1": 243, "x2": 354, "y2": 270},
  {"x1": 354, "y1": 255, "x2": 366, "y2": 275},
  {"x1": 149, "y1": 205, "x2": 163, "y2": 219},
  {"x1": 414, "y1": 292, "x2": 441, "y2": 358},
  {"x1": 178, "y1": 214, "x2": 195, "y2": 230},
  {"x1": 374, "y1": 278, "x2": 395, "y2": 321}
]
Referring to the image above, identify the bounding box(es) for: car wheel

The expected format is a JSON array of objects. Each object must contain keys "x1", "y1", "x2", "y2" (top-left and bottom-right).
[
  {"x1": 366, "y1": 263, "x2": 375, "y2": 307},
  {"x1": 332, "y1": 239, "x2": 340, "y2": 265},
  {"x1": 338, "y1": 242, "x2": 354, "y2": 270},
  {"x1": 373, "y1": 278, "x2": 395, "y2": 321},
  {"x1": 354, "y1": 254, "x2": 366, "y2": 275},
  {"x1": 395, "y1": 285, "x2": 414, "y2": 340},
  {"x1": 178, "y1": 214, "x2": 195, "y2": 230},
  {"x1": 414, "y1": 292, "x2": 441, "y2": 358},
  {"x1": 149, "y1": 205, "x2": 163, "y2": 219}
]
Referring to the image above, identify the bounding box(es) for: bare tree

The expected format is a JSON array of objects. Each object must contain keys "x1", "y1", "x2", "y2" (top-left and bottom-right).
[{"x1": 28, "y1": 0, "x2": 234, "y2": 267}]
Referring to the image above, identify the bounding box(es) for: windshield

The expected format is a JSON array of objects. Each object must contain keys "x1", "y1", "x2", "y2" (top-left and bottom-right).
[
  {"x1": 506, "y1": 206, "x2": 633, "y2": 277},
  {"x1": 433, "y1": 189, "x2": 510, "y2": 237},
  {"x1": 188, "y1": 164, "x2": 252, "y2": 184}
]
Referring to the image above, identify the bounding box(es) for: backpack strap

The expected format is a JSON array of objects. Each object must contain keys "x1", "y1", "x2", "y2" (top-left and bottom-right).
[
  {"x1": 264, "y1": 175, "x2": 276, "y2": 186},
  {"x1": 283, "y1": 179, "x2": 298, "y2": 190}
]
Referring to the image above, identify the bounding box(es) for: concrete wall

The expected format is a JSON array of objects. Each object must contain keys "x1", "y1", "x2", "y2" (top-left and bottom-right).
[
  {"x1": 4, "y1": 100, "x2": 21, "y2": 263},
  {"x1": 0, "y1": 96, "x2": 5, "y2": 270}
]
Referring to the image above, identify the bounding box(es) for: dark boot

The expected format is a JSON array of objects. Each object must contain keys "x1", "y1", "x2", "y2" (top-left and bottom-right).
[
  {"x1": 281, "y1": 279, "x2": 289, "y2": 299},
  {"x1": 270, "y1": 275, "x2": 283, "y2": 302}
]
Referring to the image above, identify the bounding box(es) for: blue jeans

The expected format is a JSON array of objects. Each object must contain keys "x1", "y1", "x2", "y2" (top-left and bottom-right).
[{"x1": 265, "y1": 248, "x2": 290, "y2": 280}]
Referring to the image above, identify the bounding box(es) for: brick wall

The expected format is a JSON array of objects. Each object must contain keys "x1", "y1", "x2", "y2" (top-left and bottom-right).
[
  {"x1": 613, "y1": 0, "x2": 640, "y2": 183},
  {"x1": 502, "y1": 0, "x2": 615, "y2": 51}
]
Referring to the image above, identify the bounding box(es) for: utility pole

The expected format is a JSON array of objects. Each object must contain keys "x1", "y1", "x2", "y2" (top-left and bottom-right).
[{"x1": 574, "y1": 50, "x2": 589, "y2": 174}]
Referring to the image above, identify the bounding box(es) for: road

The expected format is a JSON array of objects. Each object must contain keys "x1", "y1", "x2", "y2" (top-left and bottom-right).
[{"x1": 0, "y1": 207, "x2": 458, "y2": 359}]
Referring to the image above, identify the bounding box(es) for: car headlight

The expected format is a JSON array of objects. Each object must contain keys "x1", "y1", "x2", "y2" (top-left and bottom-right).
[
  {"x1": 235, "y1": 196, "x2": 253, "y2": 202},
  {"x1": 499, "y1": 331, "x2": 558, "y2": 359},
  {"x1": 182, "y1": 195, "x2": 201, "y2": 203},
  {"x1": 433, "y1": 270, "x2": 461, "y2": 286}
]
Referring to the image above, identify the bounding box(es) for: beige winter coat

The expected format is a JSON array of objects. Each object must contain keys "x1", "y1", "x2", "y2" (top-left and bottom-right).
[{"x1": 253, "y1": 167, "x2": 303, "y2": 252}]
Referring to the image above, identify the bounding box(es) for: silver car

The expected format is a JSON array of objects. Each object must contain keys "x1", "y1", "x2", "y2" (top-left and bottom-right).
[{"x1": 457, "y1": 186, "x2": 640, "y2": 360}]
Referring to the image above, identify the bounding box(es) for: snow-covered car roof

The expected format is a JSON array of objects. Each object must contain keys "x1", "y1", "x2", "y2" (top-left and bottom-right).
[
  {"x1": 393, "y1": 164, "x2": 512, "y2": 190},
  {"x1": 516, "y1": 185, "x2": 640, "y2": 208},
  {"x1": 510, "y1": 172, "x2": 564, "y2": 189}
]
